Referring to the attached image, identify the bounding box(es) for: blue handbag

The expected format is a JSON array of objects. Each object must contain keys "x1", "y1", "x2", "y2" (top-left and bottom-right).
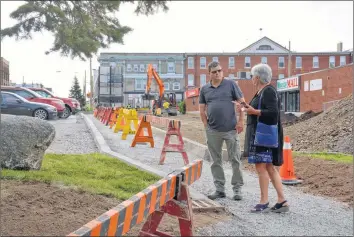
[{"x1": 254, "y1": 87, "x2": 279, "y2": 148}]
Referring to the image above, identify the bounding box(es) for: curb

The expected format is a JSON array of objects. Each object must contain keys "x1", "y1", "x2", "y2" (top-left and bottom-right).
[{"x1": 81, "y1": 113, "x2": 208, "y2": 200}]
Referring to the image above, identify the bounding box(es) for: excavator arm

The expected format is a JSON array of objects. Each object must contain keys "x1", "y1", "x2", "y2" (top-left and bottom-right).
[{"x1": 142, "y1": 64, "x2": 165, "y2": 101}]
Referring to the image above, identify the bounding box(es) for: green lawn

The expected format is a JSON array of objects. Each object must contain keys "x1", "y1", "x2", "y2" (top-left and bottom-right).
[
  {"x1": 1, "y1": 153, "x2": 160, "y2": 200},
  {"x1": 294, "y1": 152, "x2": 353, "y2": 164}
]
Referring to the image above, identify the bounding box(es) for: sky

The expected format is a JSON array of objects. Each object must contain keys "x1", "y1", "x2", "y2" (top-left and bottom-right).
[{"x1": 1, "y1": 1, "x2": 353, "y2": 97}]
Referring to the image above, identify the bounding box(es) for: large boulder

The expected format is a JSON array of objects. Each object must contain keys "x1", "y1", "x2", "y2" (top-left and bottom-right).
[{"x1": 0, "y1": 114, "x2": 56, "y2": 170}]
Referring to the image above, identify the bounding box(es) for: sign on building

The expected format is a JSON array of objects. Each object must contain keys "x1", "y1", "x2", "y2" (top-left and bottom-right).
[
  {"x1": 277, "y1": 76, "x2": 299, "y2": 92},
  {"x1": 309, "y1": 79, "x2": 322, "y2": 91}
]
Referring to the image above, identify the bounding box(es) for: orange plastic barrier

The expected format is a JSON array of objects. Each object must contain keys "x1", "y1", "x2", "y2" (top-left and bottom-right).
[{"x1": 131, "y1": 115, "x2": 154, "y2": 148}]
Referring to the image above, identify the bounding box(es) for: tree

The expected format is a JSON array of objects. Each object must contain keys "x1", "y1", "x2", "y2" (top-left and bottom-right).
[
  {"x1": 1, "y1": 1, "x2": 169, "y2": 61},
  {"x1": 69, "y1": 76, "x2": 85, "y2": 106}
]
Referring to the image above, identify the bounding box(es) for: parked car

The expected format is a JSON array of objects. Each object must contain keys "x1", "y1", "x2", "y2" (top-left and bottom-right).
[
  {"x1": 1, "y1": 86, "x2": 66, "y2": 118},
  {"x1": 29, "y1": 87, "x2": 81, "y2": 118},
  {"x1": 0, "y1": 91, "x2": 58, "y2": 120}
]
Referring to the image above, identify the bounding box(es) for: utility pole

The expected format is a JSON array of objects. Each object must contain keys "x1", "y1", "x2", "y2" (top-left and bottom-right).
[
  {"x1": 288, "y1": 40, "x2": 292, "y2": 77},
  {"x1": 89, "y1": 57, "x2": 93, "y2": 108},
  {"x1": 83, "y1": 70, "x2": 87, "y2": 104},
  {"x1": 109, "y1": 66, "x2": 112, "y2": 107}
]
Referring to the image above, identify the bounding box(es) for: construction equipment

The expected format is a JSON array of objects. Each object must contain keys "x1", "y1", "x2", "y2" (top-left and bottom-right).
[{"x1": 142, "y1": 64, "x2": 178, "y2": 116}]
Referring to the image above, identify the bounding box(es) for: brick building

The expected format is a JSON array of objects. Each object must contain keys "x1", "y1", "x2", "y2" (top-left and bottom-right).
[
  {"x1": 299, "y1": 64, "x2": 353, "y2": 112},
  {"x1": 184, "y1": 36, "x2": 352, "y2": 112},
  {"x1": 0, "y1": 57, "x2": 10, "y2": 86}
]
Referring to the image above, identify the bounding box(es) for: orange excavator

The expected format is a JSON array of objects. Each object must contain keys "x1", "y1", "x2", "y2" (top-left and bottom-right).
[{"x1": 142, "y1": 64, "x2": 178, "y2": 116}]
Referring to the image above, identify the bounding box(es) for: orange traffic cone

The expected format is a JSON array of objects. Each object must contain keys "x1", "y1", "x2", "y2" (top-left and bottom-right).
[{"x1": 280, "y1": 136, "x2": 303, "y2": 185}]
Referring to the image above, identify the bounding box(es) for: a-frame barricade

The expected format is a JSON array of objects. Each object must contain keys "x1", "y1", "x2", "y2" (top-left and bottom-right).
[
  {"x1": 67, "y1": 160, "x2": 203, "y2": 237},
  {"x1": 159, "y1": 119, "x2": 189, "y2": 165},
  {"x1": 131, "y1": 115, "x2": 154, "y2": 148},
  {"x1": 113, "y1": 108, "x2": 125, "y2": 133},
  {"x1": 139, "y1": 181, "x2": 193, "y2": 236}
]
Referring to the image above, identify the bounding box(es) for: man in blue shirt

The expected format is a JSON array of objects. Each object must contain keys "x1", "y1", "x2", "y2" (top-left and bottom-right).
[{"x1": 199, "y1": 61, "x2": 246, "y2": 201}]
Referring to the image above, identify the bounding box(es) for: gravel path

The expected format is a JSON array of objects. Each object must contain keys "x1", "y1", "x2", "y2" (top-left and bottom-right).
[
  {"x1": 46, "y1": 114, "x2": 98, "y2": 154},
  {"x1": 87, "y1": 114, "x2": 353, "y2": 236}
]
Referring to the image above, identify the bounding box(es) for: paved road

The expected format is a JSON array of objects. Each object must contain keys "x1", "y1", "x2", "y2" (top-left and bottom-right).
[{"x1": 87, "y1": 114, "x2": 353, "y2": 236}]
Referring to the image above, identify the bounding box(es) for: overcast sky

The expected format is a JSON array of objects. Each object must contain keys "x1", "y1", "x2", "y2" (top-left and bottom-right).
[{"x1": 1, "y1": 1, "x2": 353, "y2": 97}]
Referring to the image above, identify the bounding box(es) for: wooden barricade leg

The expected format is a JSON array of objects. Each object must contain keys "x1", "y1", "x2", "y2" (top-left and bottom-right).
[
  {"x1": 109, "y1": 108, "x2": 119, "y2": 129},
  {"x1": 99, "y1": 108, "x2": 106, "y2": 122},
  {"x1": 101, "y1": 108, "x2": 110, "y2": 124},
  {"x1": 159, "y1": 120, "x2": 189, "y2": 165},
  {"x1": 104, "y1": 108, "x2": 113, "y2": 126},
  {"x1": 131, "y1": 115, "x2": 154, "y2": 147},
  {"x1": 139, "y1": 182, "x2": 194, "y2": 237}
]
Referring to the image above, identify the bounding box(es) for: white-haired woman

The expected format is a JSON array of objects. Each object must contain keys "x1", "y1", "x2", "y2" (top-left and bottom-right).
[{"x1": 241, "y1": 63, "x2": 289, "y2": 213}]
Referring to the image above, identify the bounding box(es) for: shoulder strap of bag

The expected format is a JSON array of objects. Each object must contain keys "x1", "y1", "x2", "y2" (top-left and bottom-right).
[{"x1": 257, "y1": 85, "x2": 278, "y2": 122}]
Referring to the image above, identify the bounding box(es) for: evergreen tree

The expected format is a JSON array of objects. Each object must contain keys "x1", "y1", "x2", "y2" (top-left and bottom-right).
[
  {"x1": 69, "y1": 76, "x2": 85, "y2": 106},
  {"x1": 1, "y1": 1, "x2": 169, "y2": 61}
]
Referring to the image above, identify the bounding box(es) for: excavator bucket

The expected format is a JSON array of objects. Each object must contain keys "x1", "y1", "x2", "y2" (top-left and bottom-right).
[{"x1": 142, "y1": 93, "x2": 156, "y2": 100}]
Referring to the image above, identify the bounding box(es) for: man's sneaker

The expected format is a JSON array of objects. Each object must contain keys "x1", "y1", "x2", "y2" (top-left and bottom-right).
[
  {"x1": 207, "y1": 191, "x2": 226, "y2": 200},
  {"x1": 233, "y1": 189, "x2": 242, "y2": 200}
]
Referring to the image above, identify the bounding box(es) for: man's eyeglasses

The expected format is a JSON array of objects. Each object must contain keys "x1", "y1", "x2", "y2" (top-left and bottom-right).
[{"x1": 211, "y1": 69, "x2": 222, "y2": 74}]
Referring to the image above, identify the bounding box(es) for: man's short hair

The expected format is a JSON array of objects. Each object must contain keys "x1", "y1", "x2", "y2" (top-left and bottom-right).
[{"x1": 208, "y1": 61, "x2": 220, "y2": 72}]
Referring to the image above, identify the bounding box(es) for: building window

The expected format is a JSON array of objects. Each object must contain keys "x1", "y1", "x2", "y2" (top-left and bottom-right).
[
  {"x1": 257, "y1": 45, "x2": 273, "y2": 50},
  {"x1": 245, "y1": 57, "x2": 251, "y2": 68},
  {"x1": 188, "y1": 57, "x2": 194, "y2": 69},
  {"x1": 152, "y1": 64, "x2": 158, "y2": 72},
  {"x1": 139, "y1": 64, "x2": 145, "y2": 72},
  {"x1": 212, "y1": 57, "x2": 218, "y2": 62},
  {"x1": 278, "y1": 74, "x2": 285, "y2": 79},
  {"x1": 228, "y1": 74, "x2": 235, "y2": 79},
  {"x1": 188, "y1": 74, "x2": 194, "y2": 86},
  {"x1": 261, "y1": 57, "x2": 267, "y2": 64},
  {"x1": 329, "y1": 56, "x2": 335, "y2": 68},
  {"x1": 172, "y1": 82, "x2": 180, "y2": 91},
  {"x1": 340, "y1": 56, "x2": 346, "y2": 66},
  {"x1": 164, "y1": 82, "x2": 170, "y2": 91},
  {"x1": 133, "y1": 64, "x2": 139, "y2": 72},
  {"x1": 238, "y1": 71, "x2": 251, "y2": 79},
  {"x1": 313, "y1": 56, "x2": 319, "y2": 68},
  {"x1": 229, "y1": 57, "x2": 235, "y2": 68},
  {"x1": 135, "y1": 79, "x2": 146, "y2": 90},
  {"x1": 126, "y1": 64, "x2": 132, "y2": 72},
  {"x1": 168, "y1": 62, "x2": 175, "y2": 73},
  {"x1": 200, "y1": 74, "x2": 206, "y2": 86},
  {"x1": 296, "y1": 57, "x2": 302, "y2": 68},
  {"x1": 200, "y1": 57, "x2": 206, "y2": 69},
  {"x1": 278, "y1": 57, "x2": 285, "y2": 68}
]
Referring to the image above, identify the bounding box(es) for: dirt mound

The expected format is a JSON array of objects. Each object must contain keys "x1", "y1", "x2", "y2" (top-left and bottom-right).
[
  {"x1": 281, "y1": 110, "x2": 322, "y2": 127},
  {"x1": 284, "y1": 94, "x2": 353, "y2": 154}
]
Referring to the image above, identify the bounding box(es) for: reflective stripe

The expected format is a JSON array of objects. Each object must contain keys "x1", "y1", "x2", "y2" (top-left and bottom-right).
[{"x1": 283, "y1": 142, "x2": 291, "y2": 149}]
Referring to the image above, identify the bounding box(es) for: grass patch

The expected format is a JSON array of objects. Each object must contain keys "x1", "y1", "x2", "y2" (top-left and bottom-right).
[
  {"x1": 1, "y1": 153, "x2": 160, "y2": 200},
  {"x1": 294, "y1": 152, "x2": 353, "y2": 164}
]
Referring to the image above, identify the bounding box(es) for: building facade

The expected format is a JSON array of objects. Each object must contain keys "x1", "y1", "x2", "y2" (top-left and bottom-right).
[
  {"x1": 97, "y1": 53, "x2": 185, "y2": 107},
  {"x1": 0, "y1": 57, "x2": 10, "y2": 86},
  {"x1": 299, "y1": 64, "x2": 353, "y2": 112},
  {"x1": 184, "y1": 37, "x2": 353, "y2": 112}
]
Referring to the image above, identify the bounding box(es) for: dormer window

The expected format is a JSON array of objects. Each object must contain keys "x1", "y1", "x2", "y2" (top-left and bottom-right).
[{"x1": 257, "y1": 45, "x2": 273, "y2": 50}]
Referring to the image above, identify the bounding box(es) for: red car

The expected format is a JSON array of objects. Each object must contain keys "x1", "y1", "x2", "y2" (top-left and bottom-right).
[
  {"x1": 29, "y1": 87, "x2": 81, "y2": 118},
  {"x1": 1, "y1": 86, "x2": 67, "y2": 118}
]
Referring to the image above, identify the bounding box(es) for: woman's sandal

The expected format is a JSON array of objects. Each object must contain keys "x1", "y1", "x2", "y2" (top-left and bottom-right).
[
  {"x1": 270, "y1": 200, "x2": 289, "y2": 213},
  {"x1": 251, "y1": 202, "x2": 270, "y2": 213}
]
